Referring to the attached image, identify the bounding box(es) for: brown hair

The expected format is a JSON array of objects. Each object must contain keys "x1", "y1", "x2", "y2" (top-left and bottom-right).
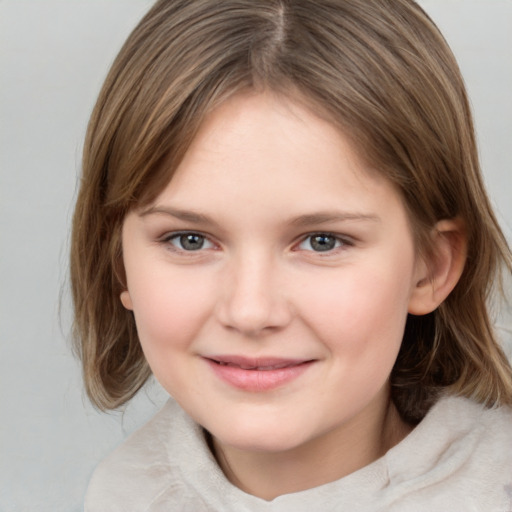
[{"x1": 71, "y1": 0, "x2": 512, "y2": 421}]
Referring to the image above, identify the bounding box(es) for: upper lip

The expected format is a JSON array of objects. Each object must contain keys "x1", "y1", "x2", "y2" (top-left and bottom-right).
[{"x1": 204, "y1": 355, "x2": 313, "y2": 370}]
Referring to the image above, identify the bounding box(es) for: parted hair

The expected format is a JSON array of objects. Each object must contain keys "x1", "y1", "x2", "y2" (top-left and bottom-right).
[{"x1": 71, "y1": 0, "x2": 512, "y2": 421}]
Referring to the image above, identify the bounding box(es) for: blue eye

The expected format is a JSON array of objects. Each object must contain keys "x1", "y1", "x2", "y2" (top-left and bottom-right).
[
  {"x1": 167, "y1": 232, "x2": 214, "y2": 251},
  {"x1": 298, "y1": 234, "x2": 344, "y2": 252}
]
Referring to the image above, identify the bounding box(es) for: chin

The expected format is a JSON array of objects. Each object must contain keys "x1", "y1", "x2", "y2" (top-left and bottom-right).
[{"x1": 206, "y1": 416, "x2": 315, "y2": 454}]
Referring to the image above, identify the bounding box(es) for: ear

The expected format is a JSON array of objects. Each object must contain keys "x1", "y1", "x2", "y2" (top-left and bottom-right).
[
  {"x1": 408, "y1": 218, "x2": 467, "y2": 315},
  {"x1": 120, "y1": 290, "x2": 134, "y2": 310}
]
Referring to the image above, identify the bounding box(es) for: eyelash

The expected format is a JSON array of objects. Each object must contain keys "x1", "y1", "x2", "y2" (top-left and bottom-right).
[
  {"x1": 159, "y1": 231, "x2": 353, "y2": 254},
  {"x1": 159, "y1": 231, "x2": 216, "y2": 252},
  {"x1": 295, "y1": 233, "x2": 353, "y2": 253}
]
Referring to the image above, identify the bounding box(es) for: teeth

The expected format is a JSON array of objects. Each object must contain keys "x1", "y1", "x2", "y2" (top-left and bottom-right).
[
  {"x1": 212, "y1": 359, "x2": 305, "y2": 370},
  {"x1": 215, "y1": 361, "x2": 290, "y2": 370}
]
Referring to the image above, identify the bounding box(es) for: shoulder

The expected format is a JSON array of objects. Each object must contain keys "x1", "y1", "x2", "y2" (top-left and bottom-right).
[
  {"x1": 84, "y1": 399, "x2": 267, "y2": 511},
  {"x1": 383, "y1": 395, "x2": 512, "y2": 511},
  {"x1": 425, "y1": 395, "x2": 512, "y2": 458},
  {"x1": 84, "y1": 399, "x2": 210, "y2": 512}
]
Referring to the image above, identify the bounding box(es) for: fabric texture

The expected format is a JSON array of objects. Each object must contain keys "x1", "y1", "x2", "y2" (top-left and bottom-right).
[{"x1": 85, "y1": 396, "x2": 512, "y2": 512}]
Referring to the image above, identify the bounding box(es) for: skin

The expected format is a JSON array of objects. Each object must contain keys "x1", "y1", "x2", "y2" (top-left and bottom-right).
[{"x1": 120, "y1": 92, "x2": 465, "y2": 500}]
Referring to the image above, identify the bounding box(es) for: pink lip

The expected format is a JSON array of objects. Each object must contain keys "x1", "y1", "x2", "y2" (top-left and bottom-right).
[{"x1": 204, "y1": 355, "x2": 314, "y2": 392}]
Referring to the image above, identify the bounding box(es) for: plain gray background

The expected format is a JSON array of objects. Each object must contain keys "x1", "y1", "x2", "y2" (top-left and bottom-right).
[{"x1": 1, "y1": 1, "x2": 511, "y2": 510}]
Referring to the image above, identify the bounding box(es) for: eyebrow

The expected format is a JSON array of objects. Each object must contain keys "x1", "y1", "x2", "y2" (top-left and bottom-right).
[
  {"x1": 139, "y1": 205, "x2": 220, "y2": 226},
  {"x1": 288, "y1": 211, "x2": 380, "y2": 227},
  {"x1": 140, "y1": 205, "x2": 380, "y2": 227}
]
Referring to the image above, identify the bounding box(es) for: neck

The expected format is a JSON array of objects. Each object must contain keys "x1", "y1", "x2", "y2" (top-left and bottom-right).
[{"x1": 211, "y1": 390, "x2": 412, "y2": 500}]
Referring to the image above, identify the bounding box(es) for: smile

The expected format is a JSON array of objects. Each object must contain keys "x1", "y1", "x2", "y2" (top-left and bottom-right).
[{"x1": 203, "y1": 355, "x2": 315, "y2": 392}]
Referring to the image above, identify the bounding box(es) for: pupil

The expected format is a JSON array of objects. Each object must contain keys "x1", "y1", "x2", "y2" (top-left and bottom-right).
[
  {"x1": 180, "y1": 234, "x2": 204, "y2": 250},
  {"x1": 311, "y1": 235, "x2": 335, "y2": 251}
]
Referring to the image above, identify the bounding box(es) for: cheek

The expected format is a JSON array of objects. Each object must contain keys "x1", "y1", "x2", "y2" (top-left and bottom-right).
[
  {"x1": 127, "y1": 271, "x2": 216, "y2": 397},
  {"x1": 128, "y1": 269, "x2": 213, "y2": 353},
  {"x1": 298, "y1": 257, "x2": 414, "y2": 358}
]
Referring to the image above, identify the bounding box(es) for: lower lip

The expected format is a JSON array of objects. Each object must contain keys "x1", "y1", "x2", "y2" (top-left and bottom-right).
[{"x1": 205, "y1": 359, "x2": 314, "y2": 392}]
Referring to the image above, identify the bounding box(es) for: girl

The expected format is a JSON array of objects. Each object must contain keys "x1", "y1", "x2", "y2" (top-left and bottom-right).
[{"x1": 71, "y1": 0, "x2": 512, "y2": 510}]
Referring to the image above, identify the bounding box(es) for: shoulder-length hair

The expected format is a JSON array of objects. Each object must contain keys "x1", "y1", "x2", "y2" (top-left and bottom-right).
[{"x1": 71, "y1": 0, "x2": 512, "y2": 421}]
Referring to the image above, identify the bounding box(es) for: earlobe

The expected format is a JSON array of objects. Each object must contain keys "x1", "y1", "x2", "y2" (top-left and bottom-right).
[
  {"x1": 120, "y1": 290, "x2": 134, "y2": 310},
  {"x1": 408, "y1": 219, "x2": 467, "y2": 315}
]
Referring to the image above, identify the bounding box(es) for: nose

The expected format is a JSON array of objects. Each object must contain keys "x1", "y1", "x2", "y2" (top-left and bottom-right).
[{"x1": 216, "y1": 251, "x2": 292, "y2": 336}]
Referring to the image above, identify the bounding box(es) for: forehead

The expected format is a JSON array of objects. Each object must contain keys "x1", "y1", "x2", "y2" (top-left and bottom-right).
[
  {"x1": 174, "y1": 92, "x2": 366, "y2": 183},
  {"x1": 144, "y1": 91, "x2": 409, "y2": 230},
  {"x1": 134, "y1": 86, "x2": 395, "y2": 215}
]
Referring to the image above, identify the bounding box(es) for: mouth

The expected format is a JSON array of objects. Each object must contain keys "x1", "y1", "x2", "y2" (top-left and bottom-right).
[
  {"x1": 209, "y1": 355, "x2": 310, "y2": 370},
  {"x1": 203, "y1": 355, "x2": 315, "y2": 391}
]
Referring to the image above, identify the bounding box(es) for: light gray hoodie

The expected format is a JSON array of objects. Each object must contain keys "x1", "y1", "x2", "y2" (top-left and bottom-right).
[{"x1": 85, "y1": 395, "x2": 512, "y2": 511}]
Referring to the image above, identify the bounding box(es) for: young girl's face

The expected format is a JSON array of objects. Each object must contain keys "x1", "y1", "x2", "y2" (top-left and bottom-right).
[{"x1": 120, "y1": 92, "x2": 425, "y2": 455}]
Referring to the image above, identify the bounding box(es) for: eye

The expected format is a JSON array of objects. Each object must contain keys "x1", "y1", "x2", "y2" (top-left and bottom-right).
[
  {"x1": 297, "y1": 233, "x2": 347, "y2": 252},
  {"x1": 165, "y1": 232, "x2": 215, "y2": 251}
]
